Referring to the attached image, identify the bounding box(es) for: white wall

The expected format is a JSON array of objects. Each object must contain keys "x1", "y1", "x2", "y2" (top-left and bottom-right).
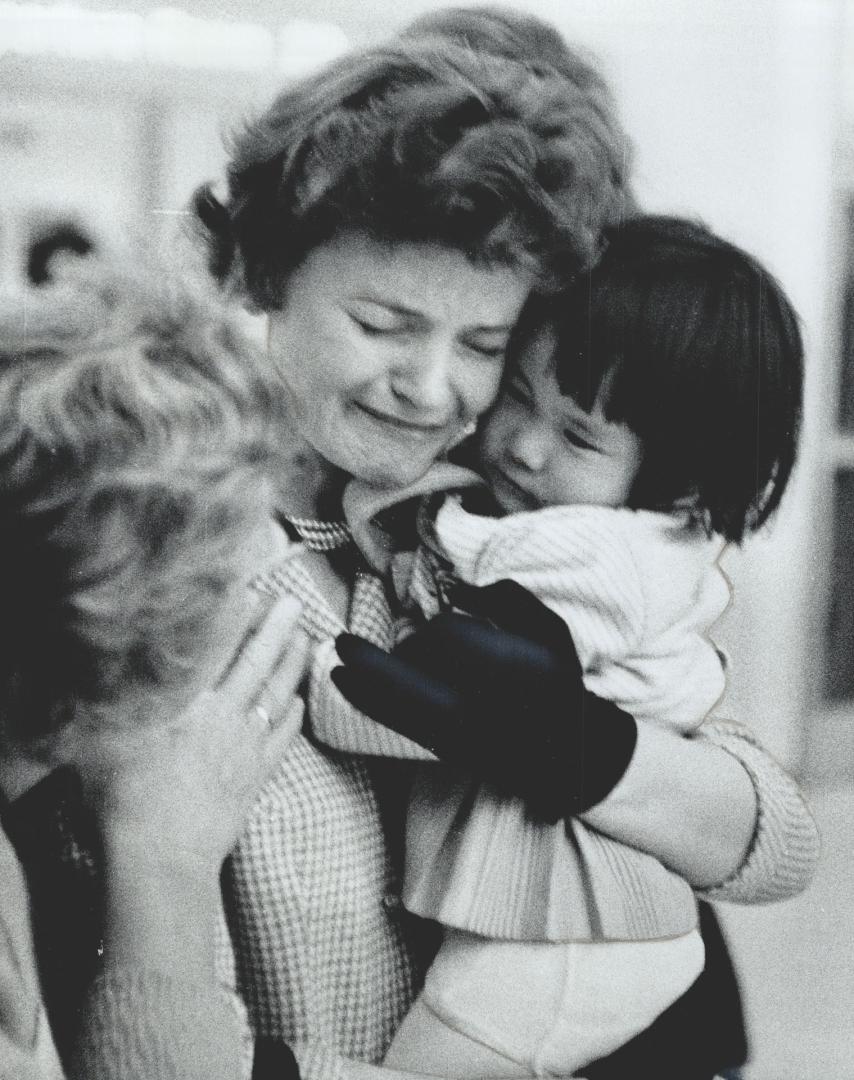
[
  {"x1": 364, "y1": 0, "x2": 845, "y2": 768},
  {"x1": 526, "y1": 0, "x2": 845, "y2": 770}
]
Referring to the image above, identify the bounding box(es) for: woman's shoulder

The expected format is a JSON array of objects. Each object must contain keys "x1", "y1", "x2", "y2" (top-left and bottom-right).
[{"x1": 250, "y1": 521, "x2": 346, "y2": 639}]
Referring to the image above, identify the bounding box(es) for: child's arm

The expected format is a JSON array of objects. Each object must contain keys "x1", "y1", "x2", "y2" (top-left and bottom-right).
[
  {"x1": 440, "y1": 504, "x2": 727, "y2": 731},
  {"x1": 332, "y1": 581, "x2": 818, "y2": 900}
]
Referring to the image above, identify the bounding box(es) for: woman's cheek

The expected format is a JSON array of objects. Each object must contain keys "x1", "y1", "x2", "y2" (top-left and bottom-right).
[{"x1": 462, "y1": 363, "x2": 504, "y2": 424}]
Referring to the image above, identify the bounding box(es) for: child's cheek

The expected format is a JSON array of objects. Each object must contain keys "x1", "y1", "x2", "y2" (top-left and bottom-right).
[{"x1": 477, "y1": 410, "x2": 510, "y2": 468}]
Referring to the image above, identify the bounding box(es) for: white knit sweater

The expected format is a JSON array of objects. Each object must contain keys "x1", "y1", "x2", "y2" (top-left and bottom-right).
[
  {"x1": 394, "y1": 499, "x2": 732, "y2": 941},
  {"x1": 430, "y1": 497, "x2": 731, "y2": 730}
]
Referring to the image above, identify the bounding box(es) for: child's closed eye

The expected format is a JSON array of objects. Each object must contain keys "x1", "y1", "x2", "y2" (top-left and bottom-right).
[
  {"x1": 563, "y1": 428, "x2": 598, "y2": 452},
  {"x1": 505, "y1": 380, "x2": 531, "y2": 404}
]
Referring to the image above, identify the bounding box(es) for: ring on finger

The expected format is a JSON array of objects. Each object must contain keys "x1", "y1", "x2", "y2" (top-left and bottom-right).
[{"x1": 253, "y1": 704, "x2": 272, "y2": 727}]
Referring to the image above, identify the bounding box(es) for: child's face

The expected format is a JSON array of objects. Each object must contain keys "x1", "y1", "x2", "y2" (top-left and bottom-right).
[{"x1": 478, "y1": 326, "x2": 644, "y2": 514}]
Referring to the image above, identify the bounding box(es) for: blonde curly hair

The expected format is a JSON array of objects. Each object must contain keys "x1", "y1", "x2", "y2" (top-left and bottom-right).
[{"x1": 0, "y1": 257, "x2": 284, "y2": 742}]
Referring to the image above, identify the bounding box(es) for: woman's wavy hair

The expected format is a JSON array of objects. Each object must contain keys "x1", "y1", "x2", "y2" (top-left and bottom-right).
[
  {"x1": 402, "y1": 5, "x2": 615, "y2": 94},
  {"x1": 193, "y1": 32, "x2": 632, "y2": 309},
  {"x1": 510, "y1": 215, "x2": 804, "y2": 542},
  {"x1": 0, "y1": 260, "x2": 282, "y2": 743}
]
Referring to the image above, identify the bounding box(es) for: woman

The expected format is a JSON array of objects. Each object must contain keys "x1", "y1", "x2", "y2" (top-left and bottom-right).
[
  {"x1": 193, "y1": 18, "x2": 819, "y2": 1080},
  {"x1": 0, "y1": 263, "x2": 308, "y2": 1080}
]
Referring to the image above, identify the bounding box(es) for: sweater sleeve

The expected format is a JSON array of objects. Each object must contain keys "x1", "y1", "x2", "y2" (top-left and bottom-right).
[
  {"x1": 441, "y1": 504, "x2": 649, "y2": 672},
  {"x1": 69, "y1": 969, "x2": 249, "y2": 1080},
  {"x1": 438, "y1": 502, "x2": 728, "y2": 731},
  {"x1": 692, "y1": 719, "x2": 820, "y2": 904}
]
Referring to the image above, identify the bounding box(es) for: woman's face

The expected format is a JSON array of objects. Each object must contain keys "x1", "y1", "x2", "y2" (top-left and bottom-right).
[{"x1": 267, "y1": 230, "x2": 532, "y2": 489}]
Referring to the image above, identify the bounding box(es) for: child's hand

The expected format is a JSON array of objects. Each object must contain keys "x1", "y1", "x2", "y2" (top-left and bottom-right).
[
  {"x1": 333, "y1": 580, "x2": 637, "y2": 822},
  {"x1": 53, "y1": 592, "x2": 309, "y2": 877}
]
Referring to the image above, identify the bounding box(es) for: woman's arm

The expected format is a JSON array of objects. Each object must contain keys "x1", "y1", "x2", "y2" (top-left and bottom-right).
[
  {"x1": 583, "y1": 717, "x2": 820, "y2": 898},
  {"x1": 581, "y1": 719, "x2": 757, "y2": 889},
  {"x1": 333, "y1": 580, "x2": 819, "y2": 901},
  {"x1": 58, "y1": 593, "x2": 308, "y2": 1080}
]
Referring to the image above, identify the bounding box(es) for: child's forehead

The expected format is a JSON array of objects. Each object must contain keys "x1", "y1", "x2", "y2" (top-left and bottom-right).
[
  {"x1": 512, "y1": 321, "x2": 614, "y2": 425},
  {"x1": 513, "y1": 320, "x2": 561, "y2": 381}
]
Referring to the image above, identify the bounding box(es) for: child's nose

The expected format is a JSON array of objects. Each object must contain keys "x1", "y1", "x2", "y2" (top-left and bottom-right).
[{"x1": 507, "y1": 425, "x2": 549, "y2": 472}]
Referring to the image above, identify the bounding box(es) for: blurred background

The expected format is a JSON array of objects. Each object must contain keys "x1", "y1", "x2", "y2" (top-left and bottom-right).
[{"x1": 0, "y1": 1, "x2": 851, "y2": 1076}]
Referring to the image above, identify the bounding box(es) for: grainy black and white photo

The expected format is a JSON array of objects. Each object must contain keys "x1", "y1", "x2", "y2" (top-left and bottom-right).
[{"x1": 0, "y1": 3, "x2": 849, "y2": 1079}]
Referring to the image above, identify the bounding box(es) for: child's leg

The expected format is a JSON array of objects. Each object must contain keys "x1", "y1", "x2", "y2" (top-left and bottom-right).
[
  {"x1": 385, "y1": 929, "x2": 705, "y2": 1079},
  {"x1": 384, "y1": 997, "x2": 532, "y2": 1079},
  {"x1": 535, "y1": 931, "x2": 706, "y2": 1075}
]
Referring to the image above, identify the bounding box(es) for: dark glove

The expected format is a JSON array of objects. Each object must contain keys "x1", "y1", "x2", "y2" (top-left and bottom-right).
[
  {"x1": 332, "y1": 579, "x2": 637, "y2": 822},
  {"x1": 252, "y1": 1038, "x2": 302, "y2": 1080}
]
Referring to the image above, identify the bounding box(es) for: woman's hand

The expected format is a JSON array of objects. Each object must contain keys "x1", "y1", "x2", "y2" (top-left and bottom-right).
[
  {"x1": 56, "y1": 592, "x2": 309, "y2": 876},
  {"x1": 332, "y1": 579, "x2": 636, "y2": 822},
  {"x1": 48, "y1": 592, "x2": 309, "y2": 977}
]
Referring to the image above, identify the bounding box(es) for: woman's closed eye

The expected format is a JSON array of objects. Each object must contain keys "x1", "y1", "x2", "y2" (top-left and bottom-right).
[
  {"x1": 350, "y1": 313, "x2": 403, "y2": 336},
  {"x1": 466, "y1": 340, "x2": 507, "y2": 361}
]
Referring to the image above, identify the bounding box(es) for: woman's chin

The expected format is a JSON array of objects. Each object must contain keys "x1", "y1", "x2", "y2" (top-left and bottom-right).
[
  {"x1": 354, "y1": 457, "x2": 438, "y2": 491},
  {"x1": 342, "y1": 443, "x2": 449, "y2": 491}
]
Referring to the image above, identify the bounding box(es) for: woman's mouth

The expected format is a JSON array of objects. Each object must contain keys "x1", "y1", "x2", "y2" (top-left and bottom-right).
[{"x1": 355, "y1": 403, "x2": 449, "y2": 439}]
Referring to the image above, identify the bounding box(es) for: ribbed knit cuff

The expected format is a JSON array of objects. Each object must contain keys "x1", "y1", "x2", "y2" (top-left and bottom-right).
[
  {"x1": 696, "y1": 719, "x2": 820, "y2": 904},
  {"x1": 71, "y1": 969, "x2": 246, "y2": 1080}
]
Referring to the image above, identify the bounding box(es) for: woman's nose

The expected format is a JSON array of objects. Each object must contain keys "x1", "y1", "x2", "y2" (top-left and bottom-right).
[
  {"x1": 507, "y1": 424, "x2": 549, "y2": 472},
  {"x1": 390, "y1": 339, "x2": 454, "y2": 414}
]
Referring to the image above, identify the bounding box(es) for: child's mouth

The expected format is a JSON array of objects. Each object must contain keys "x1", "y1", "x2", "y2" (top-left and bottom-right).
[{"x1": 490, "y1": 468, "x2": 540, "y2": 512}]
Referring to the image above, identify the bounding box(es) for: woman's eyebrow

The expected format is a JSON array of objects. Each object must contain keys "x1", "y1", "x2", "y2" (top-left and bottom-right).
[
  {"x1": 350, "y1": 295, "x2": 416, "y2": 316},
  {"x1": 350, "y1": 298, "x2": 516, "y2": 335}
]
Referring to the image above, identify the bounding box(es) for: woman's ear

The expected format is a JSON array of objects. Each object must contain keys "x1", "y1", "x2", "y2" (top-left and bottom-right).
[{"x1": 450, "y1": 420, "x2": 478, "y2": 447}]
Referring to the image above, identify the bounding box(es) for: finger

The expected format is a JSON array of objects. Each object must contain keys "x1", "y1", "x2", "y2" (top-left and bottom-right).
[
  {"x1": 332, "y1": 638, "x2": 462, "y2": 754},
  {"x1": 255, "y1": 630, "x2": 312, "y2": 727},
  {"x1": 262, "y1": 697, "x2": 305, "y2": 775},
  {"x1": 337, "y1": 632, "x2": 460, "y2": 696},
  {"x1": 330, "y1": 664, "x2": 460, "y2": 758},
  {"x1": 222, "y1": 594, "x2": 304, "y2": 710},
  {"x1": 449, "y1": 579, "x2": 577, "y2": 658},
  {"x1": 393, "y1": 615, "x2": 561, "y2": 690}
]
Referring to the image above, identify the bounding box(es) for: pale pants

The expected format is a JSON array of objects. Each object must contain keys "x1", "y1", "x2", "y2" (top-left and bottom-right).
[{"x1": 384, "y1": 928, "x2": 705, "y2": 1078}]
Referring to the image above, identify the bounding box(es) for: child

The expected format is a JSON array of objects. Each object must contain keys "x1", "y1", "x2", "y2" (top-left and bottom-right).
[
  {"x1": 0, "y1": 258, "x2": 294, "y2": 1073},
  {"x1": 332, "y1": 215, "x2": 804, "y2": 1078}
]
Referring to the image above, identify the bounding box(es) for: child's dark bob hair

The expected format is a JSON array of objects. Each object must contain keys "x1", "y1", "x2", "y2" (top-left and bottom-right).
[{"x1": 513, "y1": 215, "x2": 803, "y2": 543}]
